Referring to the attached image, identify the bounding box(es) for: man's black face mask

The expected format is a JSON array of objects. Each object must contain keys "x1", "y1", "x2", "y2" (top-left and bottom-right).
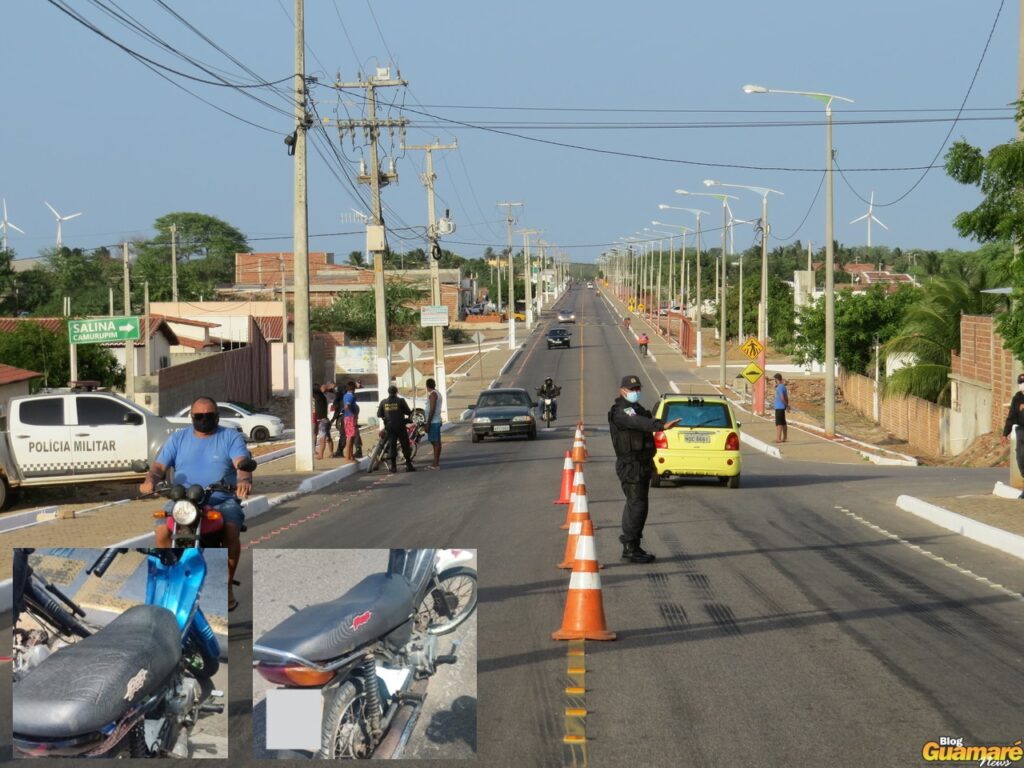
[{"x1": 191, "y1": 412, "x2": 218, "y2": 434}]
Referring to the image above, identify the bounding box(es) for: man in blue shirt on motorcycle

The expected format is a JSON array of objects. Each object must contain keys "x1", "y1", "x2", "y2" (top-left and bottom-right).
[{"x1": 141, "y1": 396, "x2": 252, "y2": 612}]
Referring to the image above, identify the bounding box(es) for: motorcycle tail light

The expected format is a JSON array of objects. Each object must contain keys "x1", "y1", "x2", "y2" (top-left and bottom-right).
[
  {"x1": 255, "y1": 663, "x2": 335, "y2": 687},
  {"x1": 725, "y1": 432, "x2": 740, "y2": 451},
  {"x1": 654, "y1": 431, "x2": 668, "y2": 449},
  {"x1": 171, "y1": 500, "x2": 198, "y2": 526}
]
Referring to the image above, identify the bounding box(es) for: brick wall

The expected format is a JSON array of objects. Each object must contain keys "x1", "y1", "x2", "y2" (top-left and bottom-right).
[
  {"x1": 157, "y1": 318, "x2": 270, "y2": 414},
  {"x1": 838, "y1": 368, "x2": 945, "y2": 456},
  {"x1": 950, "y1": 314, "x2": 1017, "y2": 434}
]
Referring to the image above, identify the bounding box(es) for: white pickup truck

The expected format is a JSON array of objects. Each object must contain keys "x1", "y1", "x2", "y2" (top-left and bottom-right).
[{"x1": 0, "y1": 391, "x2": 180, "y2": 509}]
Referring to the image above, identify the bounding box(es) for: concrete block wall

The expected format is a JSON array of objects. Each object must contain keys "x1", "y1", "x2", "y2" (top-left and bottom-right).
[{"x1": 951, "y1": 315, "x2": 1017, "y2": 435}]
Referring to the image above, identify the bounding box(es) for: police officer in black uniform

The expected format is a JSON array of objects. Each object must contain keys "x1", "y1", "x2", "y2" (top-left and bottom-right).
[
  {"x1": 608, "y1": 374, "x2": 679, "y2": 563},
  {"x1": 1001, "y1": 371, "x2": 1024, "y2": 497},
  {"x1": 377, "y1": 385, "x2": 417, "y2": 473}
]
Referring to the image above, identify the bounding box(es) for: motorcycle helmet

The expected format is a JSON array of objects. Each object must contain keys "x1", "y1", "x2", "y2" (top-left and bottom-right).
[{"x1": 545, "y1": 377, "x2": 553, "y2": 386}]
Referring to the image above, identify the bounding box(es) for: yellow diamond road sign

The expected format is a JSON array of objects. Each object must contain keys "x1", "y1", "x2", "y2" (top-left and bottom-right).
[
  {"x1": 741, "y1": 362, "x2": 764, "y2": 385},
  {"x1": 741, "y1": 336, "x2": 764, "y2": 360}
]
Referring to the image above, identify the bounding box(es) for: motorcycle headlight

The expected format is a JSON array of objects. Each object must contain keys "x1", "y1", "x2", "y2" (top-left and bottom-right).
[
  {"x1": 472, "y1": 417, "x2": 491, "y2": 424},
  {"x1": 171, "y1": 500, "x2": 198, "y2": 526}
]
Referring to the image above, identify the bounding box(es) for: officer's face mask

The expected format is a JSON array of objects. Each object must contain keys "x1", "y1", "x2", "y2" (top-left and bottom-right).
[
  {"x1": 624, "y1": 389, "x2": 641, "y2": 404},
  {"x1": 191, "y1": 411, "x2": 218, "y2": 434},
  {"x1": 1018, "y1": 381, "x2": 1024, "y2": 393}
]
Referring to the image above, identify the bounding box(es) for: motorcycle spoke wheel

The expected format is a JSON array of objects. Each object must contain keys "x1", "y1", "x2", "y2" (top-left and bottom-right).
[
  {"x1": 320, "y1": 682, "x2": 374, "y2": 759},
  {"x1": 416, "y1": 567, "x2": 478, "y2": 635},
  {"x1": 367, "y1": 441, "x2": 385, "y2": 473}
]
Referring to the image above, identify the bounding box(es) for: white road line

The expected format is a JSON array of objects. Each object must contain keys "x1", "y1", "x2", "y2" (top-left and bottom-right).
[
  {"x1": 839, "y1": 507, "x2": 1024, "y2": 602},
  {"x1": 670, "y1": 380, "x2": 680, "y2": 394}
]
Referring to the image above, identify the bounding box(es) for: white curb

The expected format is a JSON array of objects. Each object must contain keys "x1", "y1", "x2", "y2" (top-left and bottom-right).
[
  {"x1": 993, "y1": 481, "x2": 1021, "y2": 500},
  {"x1": 896, "y1": 494, "x2": 1024, "y2": 562},
  {"x1": 740, "y1": 432, "x2": 782, "y2": 459}
]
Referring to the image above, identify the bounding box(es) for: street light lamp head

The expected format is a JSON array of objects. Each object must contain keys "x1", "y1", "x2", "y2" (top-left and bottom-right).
[
  {"x1": 743, "y1": 84, "x2": 768, "y2": 94},
  {"x1": 674, "y1": 189, "x2": 690, "y2": 195},
  {"x1": 658, "y1": 204, "x2": 671, "y2": 210},
  {"x1": 703, "y1": 179, "x2": 719, "y2": 187}
]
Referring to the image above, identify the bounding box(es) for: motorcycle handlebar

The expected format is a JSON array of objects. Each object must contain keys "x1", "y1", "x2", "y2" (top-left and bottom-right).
[{"x1": 87, "y1": 548, "x2": 124, "y2": 578}]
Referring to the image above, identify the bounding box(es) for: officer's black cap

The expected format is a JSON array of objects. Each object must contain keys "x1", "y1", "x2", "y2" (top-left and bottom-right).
[
  {"x1": 1018, "y1": 372, "x2": 1024, "y2": 384},
  {"x1": 620, "y1": 375, "x2": 642, "y2": 390}
]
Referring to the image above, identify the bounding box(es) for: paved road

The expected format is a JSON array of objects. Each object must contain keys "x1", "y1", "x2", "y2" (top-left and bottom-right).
[{"x1": 222, "y1": 286, "x2": 1024, "y2": 766}]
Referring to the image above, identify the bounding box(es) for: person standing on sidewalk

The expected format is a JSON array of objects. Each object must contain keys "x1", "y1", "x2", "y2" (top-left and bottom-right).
[
  {"x1": 425, "y1": 378, "x2": 442, "y2": 470},
  {"x1": 377, "y1": 385, "x2": 417, "y2": 473},
  {"x1": 313, "y1": 383, "x2": 334, "y2": 460},
  {"x1": 334, "y1": 381, "x2": 359, "y2": 462},
  {"x1": 608, "y1": 375, "x2": 679, "y2": 563},
  {"x1": 1001, "y1": 372, "x2": 1024, "y2": 497},
  {"x1": 773, "y1": 373, "x2": 790, "y2": 443}
]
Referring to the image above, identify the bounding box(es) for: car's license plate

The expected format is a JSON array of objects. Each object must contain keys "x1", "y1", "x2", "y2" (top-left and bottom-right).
[
  {"x1": 494, "y1": 424, "x2": 510, "y2": 432},
  {"x1": 684, "y1": 433, "x2": 711, "y2": 443}
]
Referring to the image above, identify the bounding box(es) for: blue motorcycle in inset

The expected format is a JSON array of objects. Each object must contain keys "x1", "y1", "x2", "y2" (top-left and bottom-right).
[{"x1": 12, "y1": 547, "x2": 224, "y2": 758}]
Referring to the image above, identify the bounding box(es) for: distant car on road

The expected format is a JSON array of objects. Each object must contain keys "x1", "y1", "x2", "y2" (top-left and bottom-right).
[
  {"x1": 468, "y1": 388, "x2": 536, "y2": 442},
  {"x1": 171, "y1": 402, "x2": 284, "y2": 442},
  {"x1": 650, "y1": 393, "x2": 742, "y2": 489},
  {"x1": 659, "y1": 304, "x2": 682, "y2": 316},
  {"x1": 557, "y1": 310, "x2": 576, "y2": 324},
  {"x1": 586, "y1": 282, "x2": 594, "y2": 289},
  {"x1": 546, "y1": 328, "x2": 572, "y2": 349}
]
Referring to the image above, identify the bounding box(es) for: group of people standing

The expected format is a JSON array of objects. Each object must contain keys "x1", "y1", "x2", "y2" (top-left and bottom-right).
[{"x1": 312, "y1": 379, "x2": 443, "y2": 471}]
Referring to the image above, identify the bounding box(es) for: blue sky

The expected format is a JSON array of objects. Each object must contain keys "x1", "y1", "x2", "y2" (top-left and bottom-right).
[{"x1": 1, "y1": 1, "x2": 1017, "y2": 265}]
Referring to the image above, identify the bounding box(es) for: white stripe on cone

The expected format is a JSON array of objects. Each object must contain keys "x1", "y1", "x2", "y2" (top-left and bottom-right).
[
  {"x1": 568, "y1": 571, "x2": 602, "y2": 590},
  {"x1": 574, "y1": 533, "x2": 597, "y2": 562},
  {"x1": 562, "y1": 455, "x2": 574, "y2": 470},
  {"x1": 573, "y1": 494, "x2": 589, "y2": 514}
]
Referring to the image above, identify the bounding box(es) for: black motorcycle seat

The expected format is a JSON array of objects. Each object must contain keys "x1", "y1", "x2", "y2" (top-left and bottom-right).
[
  {"x1": 256, "y1": 572, "x2": 414, "y2": 663},
  {"x1": 13, "y1": 604, "x2": 182, "y2": 739}
]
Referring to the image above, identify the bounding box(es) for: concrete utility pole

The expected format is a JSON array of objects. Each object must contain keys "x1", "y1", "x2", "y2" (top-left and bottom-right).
[
  {"x1": 144, "y1": 281, "x2": 150, "y2": 376},
  {"x1": 108, "y1": 286, "x2": 114, "y2": 317},
  {"x1": 403, "y1": 139, "x2": 457, "y2": 422},
  {"x1": 497, "y1": 202, "x2": 523, "y2": 349},
  {"x1": 170, "y1": 223, "x2": 178, "y2": 303},
  {"x1": 336, "y1": 68, "x2": 408, "y2": 391},
  {"x1": 279, "y1": 255, "x2": 289, "y2": 396},
  {"x1": 518, "y1": 228, "x2": 540, "y2": 330},
  {"x1": 292, "y1": 0, "x2": 314, "y2": 470},
  {"x1": 64, "y1": 296, "x2": 77, "y2": 383},
  {"x1": 122, "y1": 241, "x2": 134, "y2": 400}
]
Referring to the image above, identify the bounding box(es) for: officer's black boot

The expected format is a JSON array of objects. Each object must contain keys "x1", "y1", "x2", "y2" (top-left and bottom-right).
[
  {"x1": 405, "y1": 461, "x2": 416, "y2": 472},
  {"x1": 388, "y1": 462, "x2": 397, "y2": 473},
  {"x1": 622, "y1": 541, "x2": 656, "y2": 564}
]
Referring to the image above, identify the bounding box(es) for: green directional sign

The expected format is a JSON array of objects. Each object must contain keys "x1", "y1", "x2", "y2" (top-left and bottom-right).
[{"x1": 68, "y1": 317, "x2": 141, "y2": 345}]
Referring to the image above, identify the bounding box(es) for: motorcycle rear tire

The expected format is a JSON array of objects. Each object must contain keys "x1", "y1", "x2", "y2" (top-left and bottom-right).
[
  {"x1": 367, "y1": 440, "x2": 385, "y2": 473},
  {"x1": 416, "y1": 566, "x2": 478, "y2": 635},
  {"x1": 319, "y1": 681, "x2": 375, "y2": 759}
]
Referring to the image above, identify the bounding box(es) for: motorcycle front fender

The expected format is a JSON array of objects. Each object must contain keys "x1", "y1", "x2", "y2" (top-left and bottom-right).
[{"x1": 146, "y1": 548, "x2": 207, "y2": 634}]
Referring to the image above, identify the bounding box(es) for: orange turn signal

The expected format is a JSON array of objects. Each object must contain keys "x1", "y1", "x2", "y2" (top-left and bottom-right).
[
  {"x1": 152, "y1": 511, "x2": 167, "y2": 519},
  {"x1": 205, "y1": 510, "x2": 223, "y2": 522}
]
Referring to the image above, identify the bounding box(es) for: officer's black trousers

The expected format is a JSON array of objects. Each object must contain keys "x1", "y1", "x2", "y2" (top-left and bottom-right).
[
  {"x1": 619, "y1": 478, "x2": 650, "y2": 545},
  {"x1": 386, "y1": 426, "x2": 412, "y2": 470}
]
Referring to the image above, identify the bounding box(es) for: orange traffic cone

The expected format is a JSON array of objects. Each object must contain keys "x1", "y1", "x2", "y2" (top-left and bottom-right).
[
  {"x1": 552, "y1": 519, "x2": 616, "y2": 641},
  {"x1": 561, "y1": 468, "x2": 585, "y2": 529},
  {"x1": 554, "y1": 452, "x2": 574, "y2": 505},
  {"x1": 570, "y1": 433, "x2": 587, "y2": 464},
  {"x1": 558, "y1": 490, "x2": 592, "y2": 569},
  {"x1": 575, "y1": 423, "x2": 589, "y2": 458}
]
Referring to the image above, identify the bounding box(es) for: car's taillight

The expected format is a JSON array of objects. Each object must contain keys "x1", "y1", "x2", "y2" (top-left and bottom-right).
[
  {"x1": 255, "y1": 663, "x2": 336, "y2": 687},
  {"x1": 654, "y1": 431, "x2": 668, "y2": 449},
  {"x1": 725, "y1": 432, "x2": 739, "y2": 451}
]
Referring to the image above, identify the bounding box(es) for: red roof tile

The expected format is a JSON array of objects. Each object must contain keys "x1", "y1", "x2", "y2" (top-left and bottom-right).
[{"x1": 0, "y1": 363, "x2": 42, "y2": 385}]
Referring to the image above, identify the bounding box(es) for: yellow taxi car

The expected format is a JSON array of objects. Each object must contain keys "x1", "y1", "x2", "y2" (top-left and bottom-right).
[{"x1": 650, "y1": 393, "x2": 741, "y2": 488}]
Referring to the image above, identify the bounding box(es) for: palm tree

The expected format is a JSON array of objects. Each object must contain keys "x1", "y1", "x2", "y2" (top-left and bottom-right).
[
  {"x1": 347, "y1": 250, "x2": 364, "y2": 267},
  {"x1": 883, "y1": 276, "x2": 999, "y2": 404}
]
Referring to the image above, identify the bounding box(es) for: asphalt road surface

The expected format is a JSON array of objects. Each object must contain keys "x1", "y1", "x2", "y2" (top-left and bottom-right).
[{"x1": 4, "y1": 285, "x2": 1023, "y2": 766}]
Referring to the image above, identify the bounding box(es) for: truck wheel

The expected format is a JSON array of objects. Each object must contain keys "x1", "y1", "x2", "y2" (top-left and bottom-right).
[
  {"x1": 250, "y1": 426, "x2": 270, "y2": 442},
  {"x1": 0, "y1": 478, "x2": 7, "y2": 511},
  {"x1": 471, "y1": 433, "x2": 482, "y2": 444}
]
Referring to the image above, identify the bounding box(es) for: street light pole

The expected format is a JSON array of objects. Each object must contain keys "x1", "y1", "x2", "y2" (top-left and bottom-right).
[
  {"x1": 658, "y1": 205, "x2": 707, "y2": 365},
  {"x1": 743, "y1": 85, "x2": 850, "y2": 435},
  {"x1": 497, "y1": 201, "x2": 523, "y2": 350}
]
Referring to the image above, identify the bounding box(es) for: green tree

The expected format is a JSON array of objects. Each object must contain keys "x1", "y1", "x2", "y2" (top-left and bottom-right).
[
  {"x1": 347, "y1": 251, "x2": 364, "y2": 267},
  {"x1": 945, "y1": 112, "x2": 1024, "y2": 357},
  {"x1": 311, "y1": 280, "x2": 428, "y2": 341},
  {"x1": 884, "y1": 276, "x2": 1001, "y2": 404},
  {"x1": 42, "y1": 247, "x2": 121, "y2": 316},
  {"x1": 133, "y1": 212, "x2": 248, "y2": 301},
  {"x1": 794, "y1": 284, "x2": 920, "y2": 375},
  {"x1": 0, "y1": 323, "x2": 122, "y2": 390}
]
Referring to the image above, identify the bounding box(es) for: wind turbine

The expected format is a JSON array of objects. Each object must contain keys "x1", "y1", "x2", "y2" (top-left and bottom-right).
[
  {"x1": 1, "y1": 199, "x2": 25, "y2": 252},
  {"x1": 44, "y1": 201, "x2": 82, "y2": 251},
  {"x1": 849, "y1": 191, "x2": 887, "y2": 248}
]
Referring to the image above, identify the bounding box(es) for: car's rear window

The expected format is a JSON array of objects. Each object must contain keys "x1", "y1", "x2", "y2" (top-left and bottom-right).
[
  {"x1": 662, "y1": 401, "x2": 732, "y2": 428},
  {"x1": 477, "y1": 392, "x2": 529, "y2": 408}
]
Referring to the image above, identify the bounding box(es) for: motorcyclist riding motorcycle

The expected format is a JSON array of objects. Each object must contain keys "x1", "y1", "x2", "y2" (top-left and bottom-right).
[
  {"x1": 638, "y1": 332, "x2": 650, "y2": 357},
  {"x1": 535, "y1": 377, "x2": 561, "y2": 420},
  {"x1": 141, "y1": 395, "x2": 253, "y2": 613}
]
